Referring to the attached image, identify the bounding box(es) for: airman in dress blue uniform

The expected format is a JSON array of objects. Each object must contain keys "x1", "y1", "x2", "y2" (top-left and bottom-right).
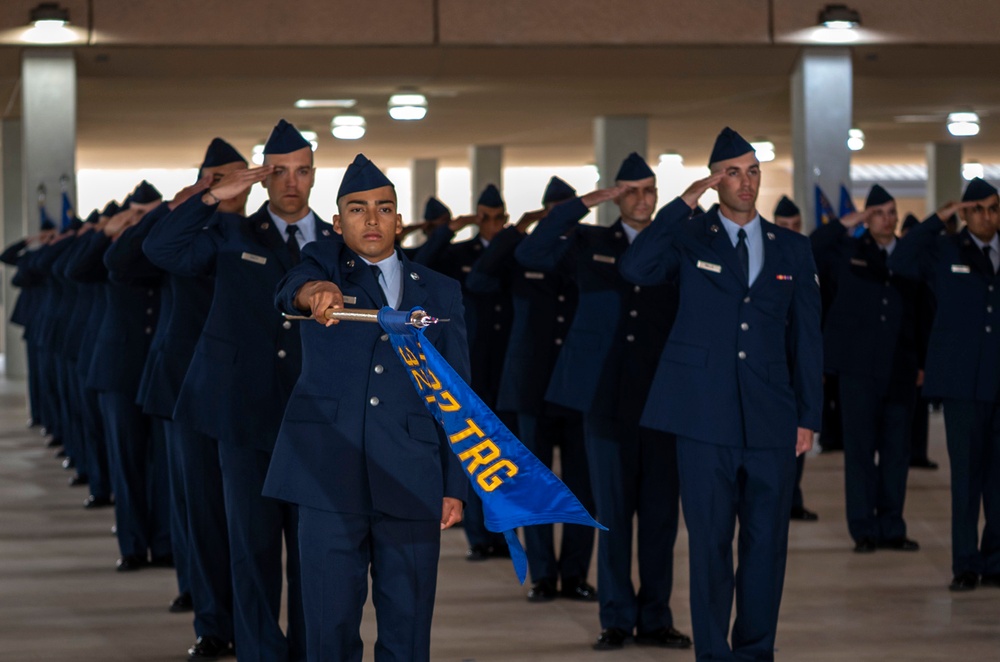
[
  {"x1": 266, "y1": 153, "x2": 468, "y2": 662},
  {"x1": 888, "y1": 177, "x2": 1000, "y2": 592},
  {"x1": 516, "y1": 154, "x2": 690, "y2": 652},
  {"x1": 812, "y1": 184, "x2": 923, "y2": 553},
  {"x1": 620, "y1": 128, "x2": 822, "y2": 661}
]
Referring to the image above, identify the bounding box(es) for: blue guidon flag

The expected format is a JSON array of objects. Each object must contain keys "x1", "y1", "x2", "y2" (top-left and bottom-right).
[{"x1": 377, "y1": 307, "x2": 606, "y2": 583}]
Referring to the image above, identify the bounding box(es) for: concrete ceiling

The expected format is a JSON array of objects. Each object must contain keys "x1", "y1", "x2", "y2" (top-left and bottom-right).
[{"x1": 1, "y1": 2, "x2": 1000, "y2": 172}]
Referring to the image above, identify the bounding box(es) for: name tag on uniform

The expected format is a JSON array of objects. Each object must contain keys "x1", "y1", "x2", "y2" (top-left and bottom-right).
[
  {"x1": 523, "y1": 271, "x2": 545, "y2": 280},
  {"x1": 342, "y1": 295, "x2": 357, "y2": 305},
  {"x1": 461, "y1": 265, "x2": 473, "y2": 273},
  {"x1": 776, "y1": 274, "x2": 793, "y2": 281},
  {"x1": 697, "y1": 260, "x2": 722, "y2": 273},
  {"x1": 241, "y1": 252, "x2": 267, "y2": 265},
  {"x1": 850, "y1": 258, "x2": 868, "y2": 267},
  {"x1": 592, "y1": 254, "x2": 616, "y2": 265},
  {"x1": 951, "y1": 264, "x2": 971, "y2": 274}
]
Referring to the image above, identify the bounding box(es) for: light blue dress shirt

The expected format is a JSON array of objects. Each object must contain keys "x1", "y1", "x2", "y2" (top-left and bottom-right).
[
  {"x1": 718, "y1": 210, "x2": 764, "y2": 285},
  {"x1": 267, "y1": 207, "x2": 317, "y2": 248},
  {"x1": 361, "y1": 254, "x2": 403, "y2": 309}
]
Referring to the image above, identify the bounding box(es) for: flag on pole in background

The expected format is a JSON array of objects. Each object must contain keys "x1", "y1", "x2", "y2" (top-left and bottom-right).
[{"x1": 815, "y1": 184, "x2": 837, "y2": 226}]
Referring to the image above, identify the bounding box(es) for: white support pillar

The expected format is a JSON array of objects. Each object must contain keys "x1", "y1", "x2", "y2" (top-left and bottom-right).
[
  {"x1": 1, "y1": 120, "x2": 26, "y2": 378},
  {"x1": 926, "y1": 142, "x2": 963, "y2": 215},
  {"x1": 470, "y1": 145, "x2": 502, "y2": 209},
  {"x1": 594, "y1": 116, "x2": 647, "y2": 226}
]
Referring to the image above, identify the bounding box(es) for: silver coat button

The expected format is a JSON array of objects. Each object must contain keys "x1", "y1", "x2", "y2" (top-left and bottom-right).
[
  {"x1": 144, "y1": 327, "x2": 152, "y2": 334},
  {"x1": 633, "y1": 286, "x2": 641, "y2": 293},
  {"x1": 554, "y1": 338, "x2": 563, "y2": 346},
  {"x1": 557, "y1": 295, "x2": 566, "y2": 302},
  {"x1": 369, "y1": 396, "x2": 380, "y2": 406},
  {"x1": 147, "y1": 289, "x2": 154, "y2": 296},
  {"x1": 988, "y1": 306, "x2": 994, "y2": 314},
  {"x1": 146, "y1": 308, "x2": 154, "y2": 315},
  {"x1": 738, "y1": 351, "x2": 746, "y2": 360},
  {"x1": 277, "y1": 349, "x2": 287, "y2": 358},
  {"x1": 374, "y1": 365, "x2": 384, "y2": 374},
  {"x1": 740, "y1": 322, "x2": 749, "y2": 331},
  {"x1": 494, "y1": 304, "x2": 502, "y2": 312},
  {"x1": 626, "y1": 334, "x2": 635, "y2": 342},
  {"x1": 988, "y1": 326, "x2": 993, "y2": 334},
  {"x1": 880, "y1": 315, "x2": 886, "y2": 322},
  {"x1": 882, "y1": 298, "x2": 889, "y2": 306},
  {"x1": 282, "y1": 320, "x2": 292, "y2": 330},
  {"x1": 629, "y1": 310, "x2": 638, "y2": 318},
  {"x1": 556, "y1": 315, "x2": 565, "y2": 323},
  {"x1": 493, "y1": 323, "x2": 501, "y2": 330},
  {"x1": 744, "y1": 296, "x2": 751, "y2": 303},
  {"x1": 380, "y1": 334, "x2": 389, "y2": 341}
]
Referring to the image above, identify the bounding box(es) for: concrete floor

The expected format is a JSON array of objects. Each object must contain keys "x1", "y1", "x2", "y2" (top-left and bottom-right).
[{"x1": 1, "y1": 381, "x2": 998, "y2": 661}]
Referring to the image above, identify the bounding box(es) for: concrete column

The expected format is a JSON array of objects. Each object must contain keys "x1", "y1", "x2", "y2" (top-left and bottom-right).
[
  {"x1": 411, "y1": 158, "x2": 438, "y2": 222},
  {"x1": 17, "y1": 49, "x2": 76, "y2": 379},
  {"x1": 470, "y1": 145, "x2": 502, "y2": 209},
  {"x1": 2, "y1": 120, "x2": 27, "y2": 378},
  {"x1": 791, "y1": 48, "x2": 852, "y2": 233},
  {"x1": 594, "y1": 116, "x2": 647, "y2": 226},
  {"x1": 926, "y1": 142, "x2": 963, "y2": 215}
]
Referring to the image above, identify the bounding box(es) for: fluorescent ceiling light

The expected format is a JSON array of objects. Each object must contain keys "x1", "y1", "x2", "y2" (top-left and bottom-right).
[
  {"x1": 658, "y1": 152, "x2": 684, "y2": 165},
  {"x1": 948, "y1": 112, "x2": 980, "y2": 137},
  {"x1": 331, "y1": 115, "x2": 366, "y2": 140},
  {"x1": 963, "y1": 162, "x2": 984, "y2": 181},
  {"x1": 751, "y1": 141, "x2": 775, "y2": 163},
  {"x1": 388, "y1": 92, "x2": 428, "y2": 121},
  {"x1": 294, "y1": 99, "x2": 357, "y2": 109},
  {"x1": 847, "y1": 128, "x2": 865, "y2": 151},
  {"x1": 818, "y1": 4, "x2": 861, "y2": 29}
]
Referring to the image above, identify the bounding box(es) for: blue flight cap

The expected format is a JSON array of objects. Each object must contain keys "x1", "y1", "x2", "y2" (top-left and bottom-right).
[
  {"x1": 477, "y1": 184, "x2": 505, "y2": 209},
  {"x1": 84, "y1": 210, "x2": 100, "y2": 224},
  {"x1": 131, "y1": 180, "x2": 162, "y2": 204},
  {"x1": 423, "y1": 196, "x2": 451, "y2": 221},
  {"x1": 122, "y1": 195, "x2": 133, "y2": 208},
  {"x1": 773, "y1": 195, "x2": 800, "y2": 218},
  {"x1": 68, "y1": 217, "x2": 83, "y2": 231},
  {"x1": 40, "y1": 218, "x2": 56, "y2": 231},
  {"x1": 901, "y1": 213, "x2": 919, "y2": 231},
  {"x1": 263, "y1": 119, "x2": 310, "y2": 155},
  {"x1": 709, "y1": 127, "x2": 755, "y2": 166},
  {"x1": 864, "y1": 184, "x2": 894, "y2": 208},
  {"x1": 615, "y1": 153, "x2": 655, "y2": 182},
  {"x1": 962, "y1": 177, "x2": 999, "y2": 202},
  {"x1": 201, "y1": 138, "x2": 247, "y2": 170},
  {"x1": 337, "y1": 153, "x2": 394, "y2": 200},
  {"x1": 101, "y1": 201, "x2": 120, "y2": 217},
  {"x1": 542, "y1": 176, "x2": 577, "y2": 205}
]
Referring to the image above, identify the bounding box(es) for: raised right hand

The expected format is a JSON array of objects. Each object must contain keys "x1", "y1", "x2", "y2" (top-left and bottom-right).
[
  {"x1": 680, "y1": 173, "x2": 723, "y2": 209},
  {"x1": 203, "y1": 166, "x2": 273, "y2": 204}
]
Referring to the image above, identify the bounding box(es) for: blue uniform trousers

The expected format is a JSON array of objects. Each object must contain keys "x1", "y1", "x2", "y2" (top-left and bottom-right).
[
  {"x1": 99, "y1": 390, "x2": 171, "y2": 558},
  {"x1": 165, "y1": 420, "x2": 233, "y2": 642},
  {"x1": 942, "y1": 399, "x2": 1000, "y2": 576},
  {"x1": 519, "y1": 411, "x2": 595, "y2": 585},
  {"x1": 27, "y1": 341, "x2": 42, "y2": 424},
  {"x1": 792, "y1": 455, "x2": 806, "y2": 511},
  {"x1": 158, "y1": 417, "x2": 191, "y2": 595},
  {"x1": 298, "y1": 507, "x2": 440, "y2": 662},
  {"x1": 57, "y1": 358, "x2": 81, "y2": 465},
  {"x1": 677, "y1": 439, "x2": 795, "y2": 662},
  {"x1": 37, "y1": 350, "x2": 60, "y2": 438},
  {"x1": 839, "y1": 374, "x2": 913, "y2": 542},
  {"x1": 77, "y1": 378, "x2": 110, "y2": 500},
  {"x1": 583, "y1": 414, "x2": 679, "y2": 633},
  {"x1": 217, "y1": 443, "x2": 304, "y2": 662}
]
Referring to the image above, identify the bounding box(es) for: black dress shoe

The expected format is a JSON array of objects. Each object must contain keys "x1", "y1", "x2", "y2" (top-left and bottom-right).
[
  {"x1": 560, "y1": 578, "x2": 598, "y2": 602},
  {"x1": 466, "y1": 544, "x2": 491, "y2": 561},
  {"x1": 61, "y1": 457, "x2": 74, "y2": 470},
  {"x1": 169, "y1": 592, "x2": 194, "y2": 613},
  {"x1": 853, "y1": 538, "x2": 877, "y2": 553},
  {"x1": 593, "y1": 628, "x2": 630, "y2": 651},
  {"x1": 45, "y1": 436, "x2": 62, "y2": 448},
  {"x1": 84, "y1": 495, "x2": 114, "y2": 509},
  {"x1": 909, "y1": 457, "x2": 939, "y2": 470},
  {"x1": 878, "y1": 537, "x2": 920, "y2": 552},
  {"x1": 149, "y1": 554, "x2": 175, "y2": 568},
  {"x1": 68, "y1": 473, "x2": 89, "y2": 487},
  {"x1": 54, "y1": 448, "x2": 66, "y2": 458},
  {"x1": 526, "y1": 578, "x2": 557, "y2": 602},
  {"x1": 790, "y1": 506, "x2": 819, "y2": 521},
  {"x1": 489, "y1": 542, "x2": 511, "y2": 558},
  {"x1": 635, "y1": 626, "x2": 693, "y2": 649},
  {"x1": 949, "y1": 571, "x2": 979, "y2": 592},
  {"x1": 979, "y1": 574, "x2": 1000, "y2": 588},
  {"x1": 116, "y1": 555, "x2": 147, "y2": 572},
  {"x1": 188, "y1": 635, "x2": 233, "y2": 660}
]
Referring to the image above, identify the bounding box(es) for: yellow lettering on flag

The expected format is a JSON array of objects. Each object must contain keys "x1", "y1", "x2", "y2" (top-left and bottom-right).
[
  {"x1": 477, "y1": 460, "x2": 519, "y2": 492},
  {"x1": 458, "y1": 440, "x2": 501, "y2": 473}
]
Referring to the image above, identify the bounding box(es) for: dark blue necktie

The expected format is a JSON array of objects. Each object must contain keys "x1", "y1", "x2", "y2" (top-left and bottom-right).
[
  {"x1": 370, "y1": 264, "x2": 389, "y2": 307},
  {"x1": 285, "y1": 225, "x2": 300, "y2": 265},
  {"x1": 735, "y1": 228, "x2": 749, "y2": 284},
  {"x1": 985, "y1": 245, "x2": 996, "y2": 277}
]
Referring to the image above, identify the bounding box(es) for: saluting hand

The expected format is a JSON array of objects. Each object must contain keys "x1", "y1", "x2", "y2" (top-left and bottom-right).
[
  {"x1": 515, "y1": 208, "x2": 547, "y2": 234},
  {"x1": 448, "y1": 214, "x2": 478, "y2": 233},
  {"x1": 680, "y1": 173, "x2": 724, "y2": 209},
  {"x1": 169, "y1": 174, "x2": 212, "y2": 211},
  {"x1": 103, "y1": 207, "x2": 143, "y2": 239},
  {"x1": 936, "y1": 200, "x2": 975, "y2": 221},
  {"x1": 839, "y1": 208, "x2": 869, "y2": 230},
  {"x1": 796, "y1": 427, "x2": 813, "y2": 457},
  {"x1": 441, "y1": 497, "x2": 463, "y2": 530},
  {"x1": 580, "y1": 185, "x2": 626, "y2": 209},
  {"x1": 294, "y1": 280, "x2": 346, "y2": 327},
  {"x1": 203, "y1": 166, "x2": 273, "y2": 204}
]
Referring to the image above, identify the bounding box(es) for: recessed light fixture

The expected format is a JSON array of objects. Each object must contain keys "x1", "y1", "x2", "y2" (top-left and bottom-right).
[
  {"x1": 751, "y1": 141, "x2": 776, "y2": 163},
  {"x1": 947, "y1": 112, "x2": 980, "y2": 137},
  {"x1": 22, "y1": 2, "x2": 77, "y2": 44},
  {"x1": 388, "y1": 93, "x2": 428, "y2": 121},
  {"x1": 331, "y1": 115, "x2": 366, "y2": 140},
  {"x1": 658, "y1": 152, "x2": 684, "y2": 165},
  {"x1": 251, "y1": 143, "x2": 266, "y2": 165},
  {"x1": 299, "y1": 130, "x2": 319, "y2": 151},
  {"x1": 847, "y1": 128, "x2": 865, "y2": 151},
  {"x1": 818, "y1": 4, "x2": 861, "y2": 30},
  {"x1": 294, "y1": 99, "x2": 357, "y2": 109},
  {"x1": 963, "y1": 162, "x2": 985, "y2": 181}
]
